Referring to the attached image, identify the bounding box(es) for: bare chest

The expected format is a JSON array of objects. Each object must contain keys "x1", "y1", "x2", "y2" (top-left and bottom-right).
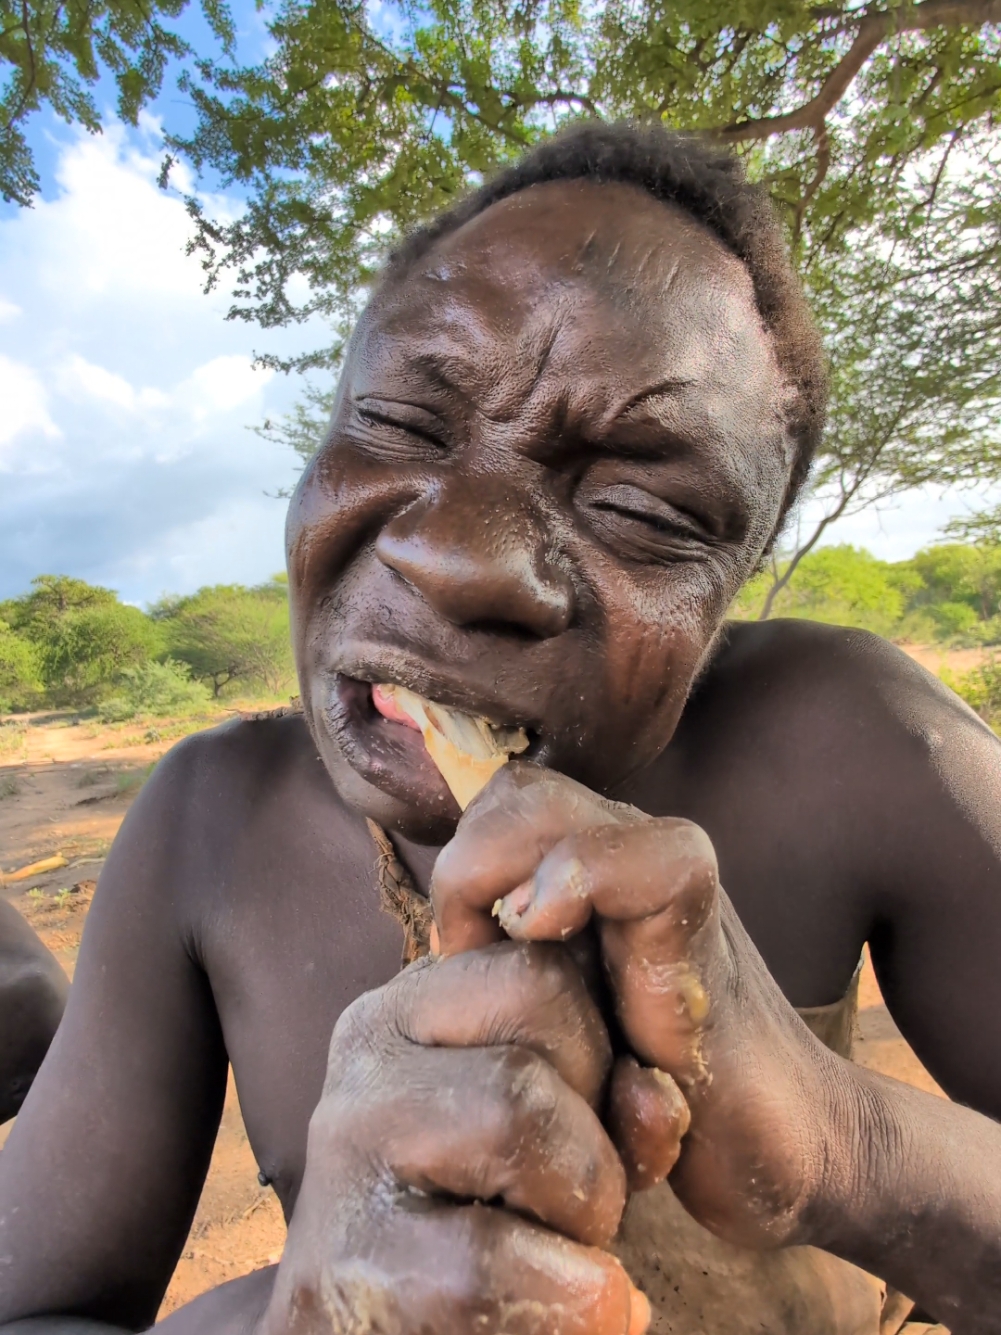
[{"x1": 200, "y1": 834, "x2": 407, "y2": 1217}]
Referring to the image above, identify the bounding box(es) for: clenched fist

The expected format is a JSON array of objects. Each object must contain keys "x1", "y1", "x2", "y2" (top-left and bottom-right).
[
  {"x1": 433, "y1": 763, "x2": 859, "y2": 1252},
  {"x1": 262, "y1": 941, "x2": 653, "y2": 1334}
]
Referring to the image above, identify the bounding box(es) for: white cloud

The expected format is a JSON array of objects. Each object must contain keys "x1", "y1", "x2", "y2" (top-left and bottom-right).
[
  {"x1": 179, "y1": 355, "x2": 274, "y2": 417},
  {"x1": 0, "y1": 355, "x2": 61, "y2": 465},
  {"x1": 58, "y1": 354, "x2": 170, "y2": 411},
  {"x1": 0, "y1": 120, "x2": 318, "y2": 601}
]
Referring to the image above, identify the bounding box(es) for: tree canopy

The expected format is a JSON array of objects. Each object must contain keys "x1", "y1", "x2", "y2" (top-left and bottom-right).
[
  {"x1": 0, "y1": 575, "x2": 295, "y2": 713},
  {"x1": 153, "y1": 578, "x2": 295, "y2": 696},
  {"x1": 0, "y1": 576, "x2": 161, "y2": 706},
  {"x1": 160, "y1": 0, "x2": 1001, "y2": 362},
  {"x1": 0, "y1": 0, "x2": 234, "y2": 205}
]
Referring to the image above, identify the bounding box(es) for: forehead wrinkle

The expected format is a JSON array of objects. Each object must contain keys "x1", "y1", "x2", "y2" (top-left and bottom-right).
[{"x1": 412, "y1": 288, "x2": 575, "y2": 425}]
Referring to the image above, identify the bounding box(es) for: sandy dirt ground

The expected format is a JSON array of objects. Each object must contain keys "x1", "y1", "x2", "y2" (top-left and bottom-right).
[
  {"x1": 898, "y1": 642, "x2": 989, "y2": 678},
  {"x1": 0, "y1": 654, "x2": 959, "y2": 1312}
]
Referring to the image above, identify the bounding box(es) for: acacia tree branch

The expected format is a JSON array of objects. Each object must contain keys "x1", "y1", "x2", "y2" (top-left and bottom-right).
[
  {"x1": 359, "y1": 27, "x2": 534, "y2": 148},
  {"x1": 718, "y1": 0, "x2": 1001, "y2": 145},
  {"x1": 757, "y1": 477, "x2": 863, "y2": 618},
  {"x1": 3, "y1": 0, "x2": 39, "y2": 134},
  {"x1": 757, "y1": 399, "x2": 915, "y2": 620},
  {"x1": 791, "y1": 123, "x2": 831, "y2": 241}
]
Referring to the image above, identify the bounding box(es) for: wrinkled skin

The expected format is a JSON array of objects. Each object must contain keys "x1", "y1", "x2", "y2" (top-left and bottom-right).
[
  {"x1": 0, "y1": 898, "x2": 67, "y2": 1124},
  {"x1": 3, "y1": 179, "x2": 1001, "y2": 1335},
  {"x1": 263, "y1": 943, "x2": 656, "y2": 1335},
  {"x1": 288, "y1": 181, "x2": 791, "y2": 844},
  {"x1": 432, "y1": 767, "x2": 838, "y2": 1247}
]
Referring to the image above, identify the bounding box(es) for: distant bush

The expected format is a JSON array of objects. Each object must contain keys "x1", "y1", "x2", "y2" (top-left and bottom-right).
[
  {"x1": 733, "y1": 541, "x2": 1001, "y2": 647},
  {"x1": 732, "y1": 546, "x2": 909, "y2": 636},
  {"x1": 1, "y1": 576, "x2": 161, "y2": 707},
  {"x1": 0, "y1": 573, "x2": 296, "y2": 714},
  {"x1": 0, "y1": 618, "x2": 41, "y2": 712},
  {"x1": 98, "y1": 660, "x2": 211, "y2": 723},
  {"x1": 945, "y1": 657, "x2": 1001, "y2": 728},
  {"x1": 153, "y1": 578, "x2": 295, "y2": 698}
]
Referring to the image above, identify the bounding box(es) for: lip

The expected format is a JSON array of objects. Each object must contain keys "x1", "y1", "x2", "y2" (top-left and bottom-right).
[
  {"x1": 319, "y1": 673, "x2": 449, "y2": 809},
  {"x1": 315, "y1": 650, "x2": 546, "y2": 810},
  {"x1": 330, "y1": 644, "x2": 543, "y2": 733}
]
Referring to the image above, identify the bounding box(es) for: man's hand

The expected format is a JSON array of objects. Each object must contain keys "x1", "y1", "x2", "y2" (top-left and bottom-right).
[
  {"x1": 432, "y1": 763, "x2": 853, "y2": 1252},
  {"x1": 262, "y1": 942, "x2": 654, "y2": 1335}
]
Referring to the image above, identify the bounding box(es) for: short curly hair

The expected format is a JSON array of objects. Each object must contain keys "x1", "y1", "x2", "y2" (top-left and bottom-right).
[{"x1": 384, "y1": 120, "x2": 827, "y2": 522}]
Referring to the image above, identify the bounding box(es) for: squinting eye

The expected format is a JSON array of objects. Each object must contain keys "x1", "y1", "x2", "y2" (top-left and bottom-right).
[
  {"x1": 579, "y1": 482, "x2": 715, "y2": 562},
  {"x1": 351, "y1": 399, "x2": 448, "y2": 458},
  {"x1": 588, "y1": 484, "x2": 708, "y2": 537}
]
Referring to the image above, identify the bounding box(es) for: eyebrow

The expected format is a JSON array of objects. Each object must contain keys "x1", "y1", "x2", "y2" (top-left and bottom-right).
[
  {"x1": 407, "y1": 352, "x2": 482, "y2": 408},
  {"x1": 607, "y1": 378, "x2": 697, "y2": 424}
]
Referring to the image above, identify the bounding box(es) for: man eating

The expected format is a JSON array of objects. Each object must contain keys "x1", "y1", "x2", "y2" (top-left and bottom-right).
[{"x1": 2, "y1": 122, "x2": 1001, "y2": 1334}]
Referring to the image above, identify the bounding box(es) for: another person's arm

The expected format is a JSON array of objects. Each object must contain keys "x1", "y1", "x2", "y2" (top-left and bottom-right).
[{"x1": 0, "y1": 898, "x2": 68, "y2": 1123}]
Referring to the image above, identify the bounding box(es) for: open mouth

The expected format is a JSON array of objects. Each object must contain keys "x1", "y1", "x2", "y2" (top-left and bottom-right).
[
  {"x1": 371, "y1": 682, "x2": 529, "y2": 809},
  {"x1": 321, "y1": 673, "x2": 539, "y2": 812}
]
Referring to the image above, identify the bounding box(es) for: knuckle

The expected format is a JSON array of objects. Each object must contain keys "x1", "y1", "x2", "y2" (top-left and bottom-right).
[
  {"x1": 328, "y1": 988, "x2": 377, "y2": 1056},
  {"x1": 429, "y1": 854, "x2": 463, "y2": 913},
  {"x1": 487, "y1": 1046, "x2": 560, "y2": 1152},
  {"x1": 666, "y1": 817, "x2": 718, "y2": 873},
  {"x1": 657, "y1": 819, "x2": 719, "y2": 911},
  {"x1": 325, "y1": 972, "x2": 420, "y2": 1092},
  {"x1": 521, "y1": 940, "x2": 588, "y2": 1009}
]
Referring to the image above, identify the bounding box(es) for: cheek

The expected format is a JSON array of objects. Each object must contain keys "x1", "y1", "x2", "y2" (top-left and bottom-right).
[
  {"x1": 594, "y1": 561, "x2": 730, "y2": 734},
  {"x1": 285, "y1": 445, "x2": 420, "y2": 648}
]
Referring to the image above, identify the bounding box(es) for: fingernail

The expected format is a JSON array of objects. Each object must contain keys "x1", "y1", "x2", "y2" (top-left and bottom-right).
[
  {"x1": 496, "y1": 879, "x2": 533, "y2": 934},
  {"x1": 627, "y1": 1284, "x2": 651, "y2": 1335}
]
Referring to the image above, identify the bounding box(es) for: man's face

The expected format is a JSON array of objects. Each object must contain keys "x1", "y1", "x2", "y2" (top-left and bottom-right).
[{"x1": 287, "y1": 179, "x2": 793, "y2": 841}]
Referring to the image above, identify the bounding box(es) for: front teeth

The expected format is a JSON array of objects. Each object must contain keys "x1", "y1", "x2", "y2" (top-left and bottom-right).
[{"x1": 376, "y1": 683, "x2": 528, "y2": 809}]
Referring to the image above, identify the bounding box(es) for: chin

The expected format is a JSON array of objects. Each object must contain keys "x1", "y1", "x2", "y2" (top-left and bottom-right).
[{"x1": 312, "y1": 719, "x2": 462, "y2": 845}]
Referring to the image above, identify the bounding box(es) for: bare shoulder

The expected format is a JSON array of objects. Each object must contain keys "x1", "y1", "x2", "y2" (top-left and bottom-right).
[
  {"x1": 667, "y1": 616, "x2": 1001, "y2": 829},
  {"x1": 138, "y1": 709, "x2": 327, "y2": 834},
  {"x1": 150, "y1": 707, "x2": 318, "y2": 796},
  {"x1": 700, "y1": 617, "x2": 983, "y2": 742},
  {"x1": 666, "y1": 618, "x2": 1001, "y2": 935},
  {"x1": 105, "y1": 709, "x2": 355, "y2": 924}
]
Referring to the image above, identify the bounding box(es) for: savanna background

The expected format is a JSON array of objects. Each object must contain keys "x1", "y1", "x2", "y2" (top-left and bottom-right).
[
  {"x1": 2, "y1": 0, "x2": 1000, "y2": 1315},
  {"x1": 2, "y1": 545, "x2": 995, "y2": 1310}
]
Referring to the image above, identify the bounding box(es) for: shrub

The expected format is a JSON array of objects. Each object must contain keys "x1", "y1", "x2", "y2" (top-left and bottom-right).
[
  {"x1": 154, "y1": 579, "x2": 294, "y2": 698},
  {"x1": 2, "y1": 576, "x2": 161, "y2": 707},
  {"x1": 929, "y1": 601, "x2": 980, "y2": 641},
  {"x1": 98, "y1": 659, "x2": 211, "y2": 723},
  {"x1": 0, "y1": 619, "x2": 41, "y2": 712},
  {"x1": 946, "y1": 656, "x2": 1001, "y2": 727},
  {"x1": 731, "y1": 546, "x2": 906, "y2": 637}
]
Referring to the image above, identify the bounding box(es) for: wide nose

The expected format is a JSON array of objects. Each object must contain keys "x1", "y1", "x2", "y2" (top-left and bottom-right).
[{"x1": 375, "y1": 478, "x2": 574, "y2": 639}]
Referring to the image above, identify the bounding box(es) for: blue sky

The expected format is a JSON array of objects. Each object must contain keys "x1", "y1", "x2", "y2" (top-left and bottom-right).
[{"x1": 0, "y1": 6, "x2": 993, "y2": 605}]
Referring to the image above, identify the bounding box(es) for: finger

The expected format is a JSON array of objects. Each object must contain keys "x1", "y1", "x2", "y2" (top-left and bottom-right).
[
  {"x1": 348, "y1": 1041, "x2": 627, "y2": 1247},
  {"x1": 495, "y1": 820, "x2": 720, "y2": 1083},
  {"x1": 607, "y1": 1056, "x2": 691, "y2": 1193},
  {"x1": 395, "y1": 941, "x2": 612, "y2": 1106},
  {"x1": 432, "y1": 763, "x2": 636, "y2": 956},
  {"x1": 371, "y1": 1201, "x2": 650, "y2": 1335}
]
